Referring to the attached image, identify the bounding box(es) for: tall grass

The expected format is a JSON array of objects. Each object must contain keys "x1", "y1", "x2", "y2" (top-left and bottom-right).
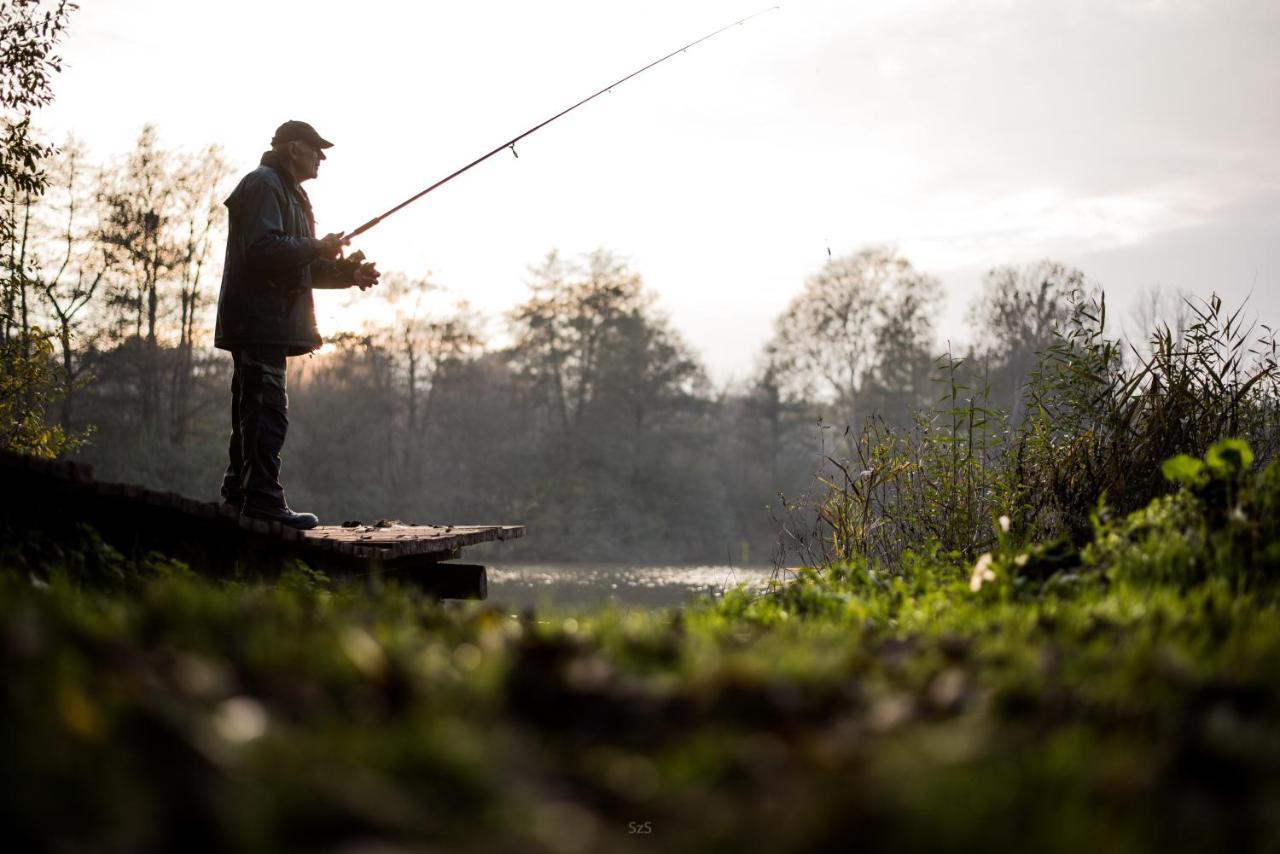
[
  {"x1": 816, "y1": 352, "x2": 1014, "y2": 569},
  {"x1": 812, "y1": 291, "x2": 1280, "y2": 570}
]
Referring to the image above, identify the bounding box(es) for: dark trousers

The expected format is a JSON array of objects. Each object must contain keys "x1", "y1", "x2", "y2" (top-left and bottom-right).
[{"x1": 221, "y1": 348, "x2": 290, "y2": 511}]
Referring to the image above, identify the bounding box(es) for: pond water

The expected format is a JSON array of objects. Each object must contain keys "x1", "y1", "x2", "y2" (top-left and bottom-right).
[{"x1": 484, "y1": 563, "x2": 780, "y2": 612}]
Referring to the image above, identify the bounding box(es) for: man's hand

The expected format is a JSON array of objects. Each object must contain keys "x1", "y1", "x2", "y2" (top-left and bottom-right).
[
  {"x1": 354, "y1": 261, "x2": 381, "y2": 291},
  {"x1": 316, "y1": 232, "x2": 348, "y2": 260}
]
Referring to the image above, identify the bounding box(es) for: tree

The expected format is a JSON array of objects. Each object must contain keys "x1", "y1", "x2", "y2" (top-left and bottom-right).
[
  {"x1": 24, "y1": 138, "x2": 110, "y2": 429},
  {"x1": 0, "y1": 0, "x2": 77, "y2": 455},
  {"x1": 714, "y1": 358, "x2": 818, "y2": 564},
  {"x1": 507, "y1": 248, "x2": 723, "y2": 559},
  {"x1": 366, "y1": 271, "x2": 483, "y2": 489},
  {"x1": 766, "y1": 245, "x2": 940, "y2": 430},
  {"x1": 592, "y1": 306, "x2": 704, "y2": 482},
  {"x1": 1124, "y1": 283, "x2": 1192, "y2": 364},
  {"x1": 966, "y1": 260, "x2": 1083, "y2": 418},
  {"x1": 0, "y1": 0, "x2": 75, "y2": 254},
  {"x1": 95, "y1": 125, "x2": 230, "y2": 441},
  {"x1": 509, "y1": 249, "x2": 649, "y2": 432},
  {"x1": 166, "y1": 141, "x2": 230, "y2": 445}
]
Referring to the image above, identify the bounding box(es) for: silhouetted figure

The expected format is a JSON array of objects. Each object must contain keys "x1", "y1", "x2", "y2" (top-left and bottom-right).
[{"x1": 214, "y1": 121, "x2": 380, "y2": 529}]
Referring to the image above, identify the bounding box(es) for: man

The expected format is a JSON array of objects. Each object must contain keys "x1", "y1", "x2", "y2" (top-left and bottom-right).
[{"x1": 214, "y1": 120, "x2": 380, "y2": 530}]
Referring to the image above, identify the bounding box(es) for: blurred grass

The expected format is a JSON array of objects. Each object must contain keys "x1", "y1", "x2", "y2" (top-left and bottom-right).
[{"x1": 5, "y1": 443, "x2": 1280, "y2": 852}]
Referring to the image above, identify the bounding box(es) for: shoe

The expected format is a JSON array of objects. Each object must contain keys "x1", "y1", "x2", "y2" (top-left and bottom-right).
[{"x1": 242, "y1": 504, "x2": 320, "y2": 530}]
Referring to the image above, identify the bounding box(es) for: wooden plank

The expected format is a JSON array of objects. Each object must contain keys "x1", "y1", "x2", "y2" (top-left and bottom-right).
[
  {"x1": 375, "y1": 559, "x2": 488, "y2": 599},
  {"x1": 239, "y1": 515, "x2": 271, "y2": 535},
  {"x1": 144, "y1": 490, "x2": 178, "y2": 509},
  {"x1": 300, "y1": 523, "x2": 525, "y2": 557},
  {"x1": 2, "y1": 449, "x2": 521, "y2": 601}
]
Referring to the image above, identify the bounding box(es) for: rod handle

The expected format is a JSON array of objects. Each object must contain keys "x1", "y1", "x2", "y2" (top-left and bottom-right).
[{"x1": 342, "y1": 216, "x2": 382, "y2": 241}]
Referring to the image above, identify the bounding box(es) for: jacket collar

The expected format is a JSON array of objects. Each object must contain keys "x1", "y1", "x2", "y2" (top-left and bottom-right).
[{"x1": 260, "y1": 150, "x2": 314, "y2": 220}]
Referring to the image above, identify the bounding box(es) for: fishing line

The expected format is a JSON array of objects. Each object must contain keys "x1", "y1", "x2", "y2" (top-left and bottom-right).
[{"x1": 341, "y1": 6, "x2": 781, "y2": 240}]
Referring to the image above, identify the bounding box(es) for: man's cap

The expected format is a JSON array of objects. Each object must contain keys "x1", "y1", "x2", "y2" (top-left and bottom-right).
[{"x1": 271, "y1": 120, "x2": 333, "y2": 149}]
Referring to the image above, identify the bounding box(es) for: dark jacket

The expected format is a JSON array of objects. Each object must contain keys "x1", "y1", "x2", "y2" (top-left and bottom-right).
[{"x1": 213, "y1": 152, "x2": 354, "y2": 355}]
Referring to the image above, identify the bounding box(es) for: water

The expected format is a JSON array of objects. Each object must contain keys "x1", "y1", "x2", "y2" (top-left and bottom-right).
[{"x1": 484, "y1": 563, "x2": 778, "y2": 612}]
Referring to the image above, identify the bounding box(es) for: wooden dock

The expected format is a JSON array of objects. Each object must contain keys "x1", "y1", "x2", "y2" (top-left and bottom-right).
[{"x1": 0, "y1": 450, "x2": 523, "y2": 598}]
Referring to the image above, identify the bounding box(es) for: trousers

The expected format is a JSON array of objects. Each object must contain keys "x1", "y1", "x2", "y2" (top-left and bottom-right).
[{"x1": 220, "y1": 348, "x2": 290, "y2": 511}]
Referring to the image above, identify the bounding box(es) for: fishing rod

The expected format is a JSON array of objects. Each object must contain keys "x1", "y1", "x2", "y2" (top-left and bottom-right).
[{"x1": 340, "y1": 6, "x2": 780, "y2": 241}]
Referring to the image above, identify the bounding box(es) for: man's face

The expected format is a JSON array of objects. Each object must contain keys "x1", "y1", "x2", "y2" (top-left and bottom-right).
[{"x1": 287, "y1": 140, "x2": 324, "y2": 182}]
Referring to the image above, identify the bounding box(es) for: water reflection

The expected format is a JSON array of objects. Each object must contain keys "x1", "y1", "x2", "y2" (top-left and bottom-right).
[{"x1": 486, "y1": 564, "x2": 776, "y2": 611}]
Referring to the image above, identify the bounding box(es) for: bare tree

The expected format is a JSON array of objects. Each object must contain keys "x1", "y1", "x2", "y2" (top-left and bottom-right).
[
  {"x1": 1124, "y1": 283, "x2": 1192, "y2": 363},
  {"x1": 25, "y1": 138, "x2": 111, "y2": 428},
  {"x1": 94, "y1": 126, "x2": 229, "y2": 441},
  {"x1": 766, "y1": 245, "x2": 940, "y2": 430},
  {"x1": 375, "y1": 271, "x2": 482, "y2": 485},
  {"x1": 167, "y1": 144, "x2": 230, "y2": 445},
  {"x1": 967, "y1": 260, "x2": 1084, "y2": 418},
  {"x1": 96, "y1": 125, "x2": 181, "y2": 430}
]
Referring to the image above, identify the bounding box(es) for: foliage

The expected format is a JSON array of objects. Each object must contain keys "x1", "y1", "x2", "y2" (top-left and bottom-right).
[
  {"x1": 766, "y1": 245, "x2": 940, "y2": 431},
  {"x1": 509, "y1": 249, "x2": 703, "y2": 431},
  {"x1": 1, "y1": 0, "x2": 77, "y2": 456},
  {"x1": 8, "y1": 110, "x2": 1273, "y2": 566},
  {"x1": 93, "y1": 125, "x2": 231, "y2": 443},
  {"x1": 1083, "y1": 439, "x2": 1280, "y2": 588},
  {"x1": 1019, "y1": 291, "x2": 1279, "y2": 542},
  {"x1": 0, "y1": 0, "x2": 75, "y2": 229},
  {"x1": 966, "y1": 259, "x2": 1081, "y2": 418},
  {"x1": 5, "y1": 443, "x2": 1280, "y2": 851},
  {"x1": 815, "y1": 352, "x2": 1017, "y2": 570},
  {"x1": 0, "y1": 330, "x2": 78, "y2": 455},
  {"x1": 813, "y1": 290, "x2": 1280, "y2": 570},
  {"x1": 500, "y1": 249, "x2": 725, "y2": 560}
]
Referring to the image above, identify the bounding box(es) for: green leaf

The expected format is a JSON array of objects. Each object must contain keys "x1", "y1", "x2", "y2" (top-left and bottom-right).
[
  {"x1": 1162, "y1": 454, "x2": 1208, "y2": 487},
  {"x1": 1206, "y1": 439, "x2": 1254, "y2": 479}
]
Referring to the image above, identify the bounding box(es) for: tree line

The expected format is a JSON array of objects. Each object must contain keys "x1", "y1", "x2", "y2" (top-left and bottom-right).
[{"x1": 3, "y1": 12, "x2": 1201, "y2": 563}]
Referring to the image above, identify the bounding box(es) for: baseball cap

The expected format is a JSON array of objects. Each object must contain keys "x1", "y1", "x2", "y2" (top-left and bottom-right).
[{"x1": 271, "y1": 120, "x2": 333, "y2": 150}]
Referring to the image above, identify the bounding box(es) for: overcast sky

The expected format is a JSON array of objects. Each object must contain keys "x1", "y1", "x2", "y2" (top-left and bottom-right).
[{"x1": 39, "y1": 0, "x2": 1280, "y2": 383}]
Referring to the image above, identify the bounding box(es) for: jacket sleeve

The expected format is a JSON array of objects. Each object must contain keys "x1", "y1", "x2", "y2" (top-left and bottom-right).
[
  {"x1": 310, "y1": 259, "x2": 356, "y2": 289},
  {"x1": 234, "y1": 174, "x2": 320, "y2": 274}
]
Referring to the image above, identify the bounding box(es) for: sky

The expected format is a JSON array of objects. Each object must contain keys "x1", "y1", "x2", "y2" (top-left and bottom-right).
[{"x1": 38, "y1": 0, "x2": 1280, "y2": 384}]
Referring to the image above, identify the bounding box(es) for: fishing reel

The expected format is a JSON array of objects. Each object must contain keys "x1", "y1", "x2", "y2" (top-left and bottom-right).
[{"x1": 334, "y1": 249, "x2": 371, "y2": 290}]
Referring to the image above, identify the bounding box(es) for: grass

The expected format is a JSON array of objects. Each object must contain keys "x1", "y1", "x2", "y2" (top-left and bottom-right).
[
  {"x1": 4, "y1": 292, "x2": 1279, "y2": 852},
  {"x1": 4, "y1": 440, "x2": 1280, "y2": 853},
  {"x1": 814, "y1": 291, "x2": 1279, "y2": 570}
]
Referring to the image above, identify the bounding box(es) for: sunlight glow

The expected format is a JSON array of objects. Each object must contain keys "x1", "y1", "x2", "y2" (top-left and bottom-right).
[{"x1": 37, "y1": 0, "x2": 1280, "y2": 378}]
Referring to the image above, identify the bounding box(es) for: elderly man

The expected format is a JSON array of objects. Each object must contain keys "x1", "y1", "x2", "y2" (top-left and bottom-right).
[{"x1": 214, "y1": 120, "x2": 380, "y2": 529}]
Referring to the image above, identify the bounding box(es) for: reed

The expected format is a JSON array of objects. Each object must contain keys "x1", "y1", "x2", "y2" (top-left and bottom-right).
[{"x1": 813, "y1": 291, "x2": 1280, "y2": 570}]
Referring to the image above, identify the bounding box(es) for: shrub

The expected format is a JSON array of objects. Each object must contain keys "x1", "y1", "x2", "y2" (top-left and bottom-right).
[
  {"x1": 1018, "y1": 292, "x2": 1279, "y2": 543},
  {"x1": 811, "y1": 292, "x2": 1279, "y2": 570}
]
